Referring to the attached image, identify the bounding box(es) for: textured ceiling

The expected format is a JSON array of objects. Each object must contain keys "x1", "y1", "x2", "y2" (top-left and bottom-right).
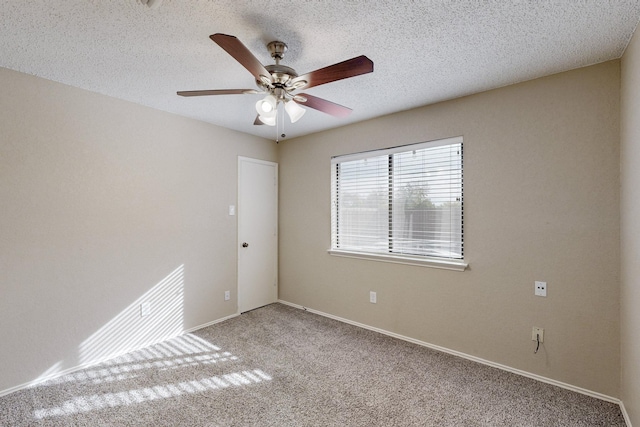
[{"x1": 1, "y1": 1, "x2": 639, "y2": 141}]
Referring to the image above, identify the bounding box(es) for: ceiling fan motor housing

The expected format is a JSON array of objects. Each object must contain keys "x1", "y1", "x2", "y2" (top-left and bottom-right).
[
  {"x1": 261, "y1": 64, "x2": 297, "y2": 87},
  {"x1": 257, "y1": 41, "x2": 304, "y2": 100}
]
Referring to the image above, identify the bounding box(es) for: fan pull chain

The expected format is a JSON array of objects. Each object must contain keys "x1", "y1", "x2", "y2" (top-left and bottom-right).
[
  {"x1": 275, "y1": 103, "x2": 280, "y2": 143},
  {"x1": 275, "y1": 101, "x2": 286, "y2": 144}
]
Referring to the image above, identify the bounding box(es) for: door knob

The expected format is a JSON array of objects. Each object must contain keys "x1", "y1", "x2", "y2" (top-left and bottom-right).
[{"x1": 242, "y1": 242, "x2": 249, "y2": 248}]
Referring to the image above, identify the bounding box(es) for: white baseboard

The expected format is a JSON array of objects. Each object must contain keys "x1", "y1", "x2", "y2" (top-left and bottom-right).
[
  {"x1": 0, "y1": 312, "x2": 240, "y2": 399},
  {"x1": 278, "y1": 299, "x2": 629, "y2": 422},
  {"x1": 183, "y1": 312, "x2": 240, "y2": 334},
  {"x1": 2, "y1": 303, "x2": 631, "y2": 427},
  {"x1": 0, "y1": 360, "x2": 108, "y2": 399},
  {"x1": 620, "y1": 400, "x2": 633, "y2": 427}
]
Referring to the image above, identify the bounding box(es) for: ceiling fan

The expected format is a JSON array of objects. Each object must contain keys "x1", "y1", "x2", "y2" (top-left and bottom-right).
[{"x1": 177, "y1": 33, "x2": 374, "y2": 128}]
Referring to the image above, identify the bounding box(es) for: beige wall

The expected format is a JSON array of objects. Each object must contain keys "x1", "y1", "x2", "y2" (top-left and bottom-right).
[
  {"x1": 279, "y1": 61, "x2": 621, "y2": 397},
  {"x1": 621, "y1": 27, "x2": 640, "y2": 425},
  {"x1": 0, "y1": 67, "x2": 276, "y2": 394},
  {"x1": 0, "y1": 57, "x2": 626, "y2": 404}
]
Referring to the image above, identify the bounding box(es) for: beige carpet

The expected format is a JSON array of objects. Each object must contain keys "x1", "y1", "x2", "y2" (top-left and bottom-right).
[{"x1": 0, "y1": 303, "x2": 626, "y2": 426}]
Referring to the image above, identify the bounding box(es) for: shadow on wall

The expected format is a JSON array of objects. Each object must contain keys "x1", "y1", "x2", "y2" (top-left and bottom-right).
[{"x1": 32, "y1": 264, "x2": 186, "y2": 386}]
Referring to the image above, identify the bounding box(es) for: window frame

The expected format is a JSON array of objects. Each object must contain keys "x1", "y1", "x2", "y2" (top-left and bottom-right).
[{"x1": 328, "y1": 136, "x2": 467, "y2": 271}]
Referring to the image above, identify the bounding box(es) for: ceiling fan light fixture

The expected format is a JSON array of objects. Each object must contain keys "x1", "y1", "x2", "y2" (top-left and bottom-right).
[
  {"x1": 258, "y1": 115, "x2": 276, "y2": 126},
  {"x1": 256, "y1": 95, "x2": 277, "y2": 115},
  {"x1": 285, "y1": 100, "x2": 306, "y2": 123}
]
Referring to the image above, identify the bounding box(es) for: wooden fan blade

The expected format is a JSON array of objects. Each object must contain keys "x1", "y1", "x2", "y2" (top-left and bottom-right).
[
  {"x1": 292, "y1": 55, "x2": 373, "y2": 90},
  {"x1": 296, "y1": 93, "x2": 352, "y2": 118},
  {"x1": 210, "y1": 33, "x2": 271, "y2": 83},
  {"x1": 177, "y1": 89, "x2": 256, "y2": 97}
]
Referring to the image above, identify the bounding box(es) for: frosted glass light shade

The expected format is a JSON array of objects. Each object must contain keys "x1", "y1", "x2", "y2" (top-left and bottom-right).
[
  {"x1": 258, "y1": 115, "x2": 276, "y2": 126},
  {"x1": 256, "y1": 94, "x2": 277, "y2": 126},
  {"x1": 285, "y1": 100, "x2": 306, "y2": 123},
  {"x1": 256, "y1": 95, "x2": 277, "y2": 116}
]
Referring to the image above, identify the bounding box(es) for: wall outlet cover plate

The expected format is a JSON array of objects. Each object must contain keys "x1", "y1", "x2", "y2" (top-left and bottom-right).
[
  {"x1": 535, "y1": 281, "x2": 547, "y2": 297},
  {"x1": 532, "y1": 327, "x2": 544, "y2": 342}
]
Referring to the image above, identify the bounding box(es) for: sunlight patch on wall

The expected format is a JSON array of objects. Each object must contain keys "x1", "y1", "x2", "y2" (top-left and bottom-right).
[{"x1": 78, "y1": 264, "x2": 185, "y2": 367}]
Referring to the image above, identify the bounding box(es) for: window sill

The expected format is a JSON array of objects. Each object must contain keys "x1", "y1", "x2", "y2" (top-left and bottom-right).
[{"x1": 327, "y1": 249, "x2": 468, "y2": 271}]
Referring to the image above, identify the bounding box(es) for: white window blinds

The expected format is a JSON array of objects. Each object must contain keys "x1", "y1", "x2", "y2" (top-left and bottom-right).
[{"x1": 331, "y1": 136, "x2": 463, "y2": 260}]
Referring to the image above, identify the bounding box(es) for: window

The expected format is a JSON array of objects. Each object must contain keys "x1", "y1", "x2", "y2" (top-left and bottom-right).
[{"x1": 330, "y1": 136, "x2": 465, "y2": 270}]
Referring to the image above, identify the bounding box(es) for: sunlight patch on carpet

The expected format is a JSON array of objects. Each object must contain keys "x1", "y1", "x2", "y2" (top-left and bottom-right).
[
  {"x1": 33, "y1": 369, "x2": 272, "y2": 419},
  {"x1": 39, "y1": 334, "x2": 236, "y2": 387}
]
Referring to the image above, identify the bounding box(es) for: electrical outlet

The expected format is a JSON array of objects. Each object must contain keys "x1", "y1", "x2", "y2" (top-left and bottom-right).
[
  {"x1": 369, "y1": 291, "x2": 377, "y2": 304},
  {"x1": 224, "y1": 290, "x2": 230, "y2": 301},
  {"x1": 534, "y1": 281, "x2": 547, "y2": 297},
  {"x1": 532, "y1": 327, "x2": 544, "y2": 343},
  {"x1": 140, "y1": 302, "x2": 151, "y2": 317}
]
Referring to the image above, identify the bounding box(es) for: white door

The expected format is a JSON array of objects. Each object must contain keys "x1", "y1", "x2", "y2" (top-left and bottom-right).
[{"x1": 238, "y1": 157, "x2": 278, "y2": 313}]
